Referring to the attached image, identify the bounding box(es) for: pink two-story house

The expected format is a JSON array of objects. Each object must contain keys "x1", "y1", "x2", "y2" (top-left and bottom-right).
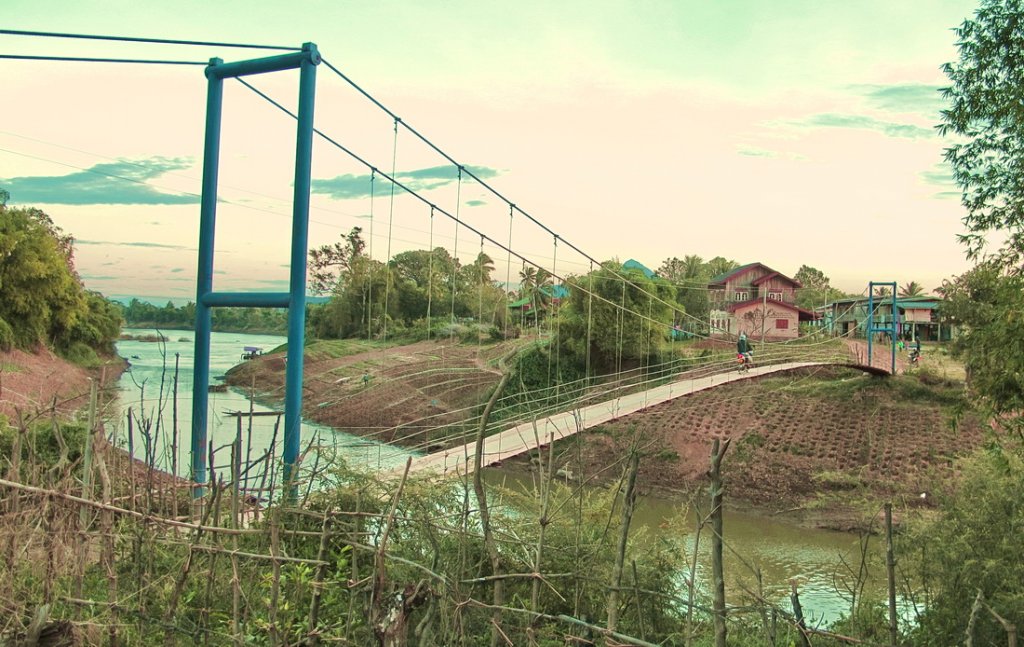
[{"x1": 708, "y1": 262, "x2": 818, "y2": 340}]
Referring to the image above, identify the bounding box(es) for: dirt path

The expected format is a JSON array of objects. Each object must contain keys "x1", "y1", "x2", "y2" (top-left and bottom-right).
[
  {"x1": 1, "y1": 348, "x2": 123, "y2": 421},
  {"x1": 843, "y1": 338, "x2": 911, "y2": 374}
]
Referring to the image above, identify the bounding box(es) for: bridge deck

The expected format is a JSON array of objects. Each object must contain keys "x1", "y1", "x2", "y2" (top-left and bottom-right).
[{"x1": 392, "y1": 361, "x2": 832, "y2": 478}]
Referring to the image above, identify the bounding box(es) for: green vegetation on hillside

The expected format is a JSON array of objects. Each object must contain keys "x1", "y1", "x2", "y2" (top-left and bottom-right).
[{"x1": 0, "y1": 190, "x2": 121, "y2": 364}]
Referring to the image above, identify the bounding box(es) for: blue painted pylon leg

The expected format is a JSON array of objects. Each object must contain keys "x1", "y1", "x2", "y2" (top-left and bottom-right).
[
  {"x1": 282, "y1": 43, "x2": 320, "y2": 497},
  {"x1": 191, "y1": 57, "x2": 224, "y2": 498}
]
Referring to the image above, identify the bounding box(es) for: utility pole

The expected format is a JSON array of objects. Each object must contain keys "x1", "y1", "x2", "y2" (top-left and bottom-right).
[{"x1": 760, "y1": 287, "x2": 767, "y2": 350}]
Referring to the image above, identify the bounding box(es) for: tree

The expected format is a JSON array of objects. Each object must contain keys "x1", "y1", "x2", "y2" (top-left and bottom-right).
[
  {"x1": 705, "y1": 256, "x2": 739, "y2": 279},
  {"x1": 308, "y1": 227, "x2": 366, "y2": 295},
  {"x1": 792, "y1": 265, "x2": 842, "y2": 310},
  {"x1": 658, "y1": 255, "x2": 708, "y2": 327},
  {"x1": 940, "y1": 0, "x2": 1024, "y2": 269},
  {"x1": 0, "y1": 197, "x2": 120, "y2": 356},
  {"x1": 898, "y1": 281, "x2": 925, "y2": 297},
  {"x1": 516, "y1": 265, "x2": 553, "y2": 328},
  {"x1": 556, "y1": 262, "x2": 676, "y2": 372},
  {"x1": 938, "y1": 261, "x2": 1024, "y2": 413}
]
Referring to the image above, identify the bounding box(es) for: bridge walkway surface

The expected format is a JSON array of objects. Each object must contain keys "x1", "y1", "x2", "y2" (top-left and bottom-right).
[{"x1": 388, "y1": 361, "x2": 836, "y2": 479}]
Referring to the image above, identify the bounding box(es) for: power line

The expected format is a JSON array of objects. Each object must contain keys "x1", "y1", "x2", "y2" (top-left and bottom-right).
[
  {"x1": 235, "y1": 77, "x2": 693, "y2": 335},
  {"x1": 0, "y1": 29, "x2": 301, "y2": 51},
  {"x1": 0, "y1": 54, "x2": 205, "y2": 65},
  {"x1": 319, "y1": 57, "x2": 700, "y2": 328}
]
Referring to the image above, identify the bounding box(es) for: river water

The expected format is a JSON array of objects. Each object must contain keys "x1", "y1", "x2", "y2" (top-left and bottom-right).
[
  {"x1": 114, "y1": 328, "x2": 885, "y2": 625},
  {"x1": 114, "y1": 329, "x2": 416, "y2": 482}
]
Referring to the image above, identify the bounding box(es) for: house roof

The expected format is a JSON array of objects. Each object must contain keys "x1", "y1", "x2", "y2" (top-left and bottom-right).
[
  {"x1": 751, "y1": 271, "x2": 801, "y2": 288},
  {"x1": 726, "y1": 297, "x2": 820, "y2": 320},
  {"x1": 623, "y1": 259, "x2": 656, "y2": 279},
  {"x1": 708, "y1": 262, "x2": 799, "y2": 288},
  {"x1": 897, "y1": 300, "x2": 939, "y2": 310},
  {"x1": 708, "y1": 262, "x2": 760, "y2": 286},
  {"x1": 507, "y1": 284, "x2": 570, "y2": 309},
  {"x1": 824, "y1": 296, "x2": 941, "y2": 310}
]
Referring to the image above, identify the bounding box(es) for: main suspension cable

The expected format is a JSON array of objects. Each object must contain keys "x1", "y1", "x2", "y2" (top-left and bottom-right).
[{"x1": 0, "y1": 28, "x2": 301, "y2": 51}]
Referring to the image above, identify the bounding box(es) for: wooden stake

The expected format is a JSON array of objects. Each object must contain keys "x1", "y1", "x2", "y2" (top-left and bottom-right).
[
  {"x1": 709, "y1": 438, "x2": 731, "y2": 647},
  {"x1": 790, "y1": 579, "x2": 811, "y2": 647},
  {"x1": 885, "y1": 503, "x2": 898, "y2": 647}
]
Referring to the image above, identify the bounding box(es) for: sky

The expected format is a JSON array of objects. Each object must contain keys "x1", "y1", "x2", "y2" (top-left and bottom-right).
[{"x1": 1, "y1": 0, "x2": 983, "y2": 302}]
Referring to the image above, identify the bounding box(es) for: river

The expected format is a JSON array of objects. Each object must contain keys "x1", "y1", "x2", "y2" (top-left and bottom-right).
[
  {"x1": 114, "y1": 328, "x2": 887, "y2": 625},
  {"x1": 114, "y1": 329, "x2": 417, "y2": 484}
]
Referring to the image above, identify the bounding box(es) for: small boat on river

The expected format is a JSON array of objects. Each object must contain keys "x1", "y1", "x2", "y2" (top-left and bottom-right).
[{"x1": 241, "y1": 346, "x2": 263, "y2": 360}]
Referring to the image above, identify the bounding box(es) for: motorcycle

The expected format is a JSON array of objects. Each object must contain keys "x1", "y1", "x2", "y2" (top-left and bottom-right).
[{"x1": 737, "y1": 352, "x2": 753, "y2": 373}]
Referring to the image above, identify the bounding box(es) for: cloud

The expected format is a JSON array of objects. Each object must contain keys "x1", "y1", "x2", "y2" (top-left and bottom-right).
[
  {"x1": 790, "y1": 114, "x2": 934, "y2": 139},
  {"x1": 855, "y1": 83, "x2": 944, "y2": 115},
  {"x1": 312, "y1": 164, "x2": 500, "y2": 200},
  {"x1": 920, "y1": 167, "x2": 955, "y2": 186},
  {"x1": 737, "y1": 147, "x2": 806, "y2": 161},
  {"x1": 169, "y1": 268, "x2": 185, "y2": 273},
  {"x1": 465, "y1": 199, "x2": 487, "y2": 207},
  {"x1": 919, "y1": 163, "x2": 959, "y2": 200},
  {"x1": 1, "y1": 157, "x2": 199, "y2": 205},
  {"x1": 79, "y1": 275, "x2": 120, "y2": 281},
  {"x1": 77, "y1": 240, "x2": 194, "y2": 251}
]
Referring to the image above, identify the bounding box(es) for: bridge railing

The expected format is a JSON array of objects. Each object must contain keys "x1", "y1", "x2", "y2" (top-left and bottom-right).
[{"x1": 370, "y1": 338, "x2": 861, "y2": 465}]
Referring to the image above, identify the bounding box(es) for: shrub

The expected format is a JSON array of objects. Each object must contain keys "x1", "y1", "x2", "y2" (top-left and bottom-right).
[
  {"x1": 60, "y1": 341, "x2": 101, "y2": 368},
  {"x1": 902, "y1": 445, "x2": 1024, "y2": 644},
  {"x1": 0, "y1": 317, "x2": 13, "y2": 351}
]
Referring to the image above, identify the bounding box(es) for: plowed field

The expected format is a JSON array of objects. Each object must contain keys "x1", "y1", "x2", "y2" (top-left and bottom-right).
[{"x1": 553, "y1": 366, "x2": 983, "y2": 513}]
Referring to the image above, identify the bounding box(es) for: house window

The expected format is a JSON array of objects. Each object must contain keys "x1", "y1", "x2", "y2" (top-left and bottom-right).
[
  {"x1": 775, "y1": 319, "x2": 789, "y2": 329},
  {"x1": 768, "y1": 291, "x2": 783, "y2": 301},
  {"x1": 734, "y1": 291, "x2": 749, "y2": 301}
]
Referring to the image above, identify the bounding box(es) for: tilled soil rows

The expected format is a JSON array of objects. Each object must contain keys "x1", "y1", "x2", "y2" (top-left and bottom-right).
[{"x1": 545, "y1": 366, "x2": 982, "y2": 511}]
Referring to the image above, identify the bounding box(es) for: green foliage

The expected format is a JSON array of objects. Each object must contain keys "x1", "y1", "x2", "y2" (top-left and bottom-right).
[
  {"x1": 899, "y1": 281, "x2": 925, "y2": 297},
  {"x1": 61, "y1": 341, "x2": 101, "y2": 368},
  {"x1": 794, "y1": 264, "x2": 846, "y2": 310},
  {"x1": 309, "y1": 227, "x2": 511, "y2": 340},
  {"x1": 902, "y1": 445, "x2": 1024, "y2": 645},
  {"x1": 556, "y1": 261, "x2": 677, "y2": 373},
  {"x1": 941, "y1": 0, "x2": 1024, "y2": 267},
  {"x1": 0, "y1": 203, "x2": 82, "y2": 348},
  {"x1": 0, "y1": 419, "x2": 86, "y2": 474},
  {"x1": 0, "y1": 317, "x2": 13, "y2": 351},
  {"x1": 938, "y1": 260, "x2": 1024, "y2": 413},
  {"x1": 119, "y1": 298, "x2": 291, "y2": 334},
  {"x1": 308, "y1": 225, "x2": 366, "y2": 295},
  {"x1": 0, "y1": 199, "x2": 122, "y2": 356},
  {"x1": 658, "y1": 254, "x2": 711, "y2": 328}
]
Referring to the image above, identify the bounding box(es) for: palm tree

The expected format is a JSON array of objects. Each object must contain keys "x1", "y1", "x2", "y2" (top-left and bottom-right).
[
  {"x1": 518, "y1": 265, "x2": 553, "y2": 329},
  {"x1": 681, "y1": 254, "x2": 706, "y2": 280},
  {"x1": 899, "y1": 281, "x2": 925, "y2": 297},
  {"x1": 518, "y1": 265, "x2": 537, "y2": 298},
  {"x1": 472, "y1": 252, "x2": 495, "y2": 286}
]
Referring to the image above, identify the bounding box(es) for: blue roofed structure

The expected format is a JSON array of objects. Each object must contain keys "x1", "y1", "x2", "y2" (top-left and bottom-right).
[{"x1": 623, "y1": 259, "x2": 656, "y2": 278}]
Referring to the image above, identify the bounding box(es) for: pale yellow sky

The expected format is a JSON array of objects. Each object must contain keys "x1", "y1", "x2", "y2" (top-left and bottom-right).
[{"x1": 1, "y1": 0, "x2": 981, "y2": 301}]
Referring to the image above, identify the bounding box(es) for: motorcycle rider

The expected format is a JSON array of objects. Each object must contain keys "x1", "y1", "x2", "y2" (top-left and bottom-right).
[{"x1": 737, "y1": 331, "x2": 753, "y2": 367}]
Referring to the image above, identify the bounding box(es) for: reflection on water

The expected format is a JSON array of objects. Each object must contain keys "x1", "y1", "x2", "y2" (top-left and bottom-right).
[
  {"x1": 113, "y1": 329, "x2": 418, "y2": 482},
  {"x1": 482, "y1": 467, "x2": 892, "y2": 625}
]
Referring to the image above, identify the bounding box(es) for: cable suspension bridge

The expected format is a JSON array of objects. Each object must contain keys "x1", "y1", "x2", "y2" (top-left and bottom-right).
[{"x1": 1, "y1": 30, "x2": 904, "y2": 493}]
